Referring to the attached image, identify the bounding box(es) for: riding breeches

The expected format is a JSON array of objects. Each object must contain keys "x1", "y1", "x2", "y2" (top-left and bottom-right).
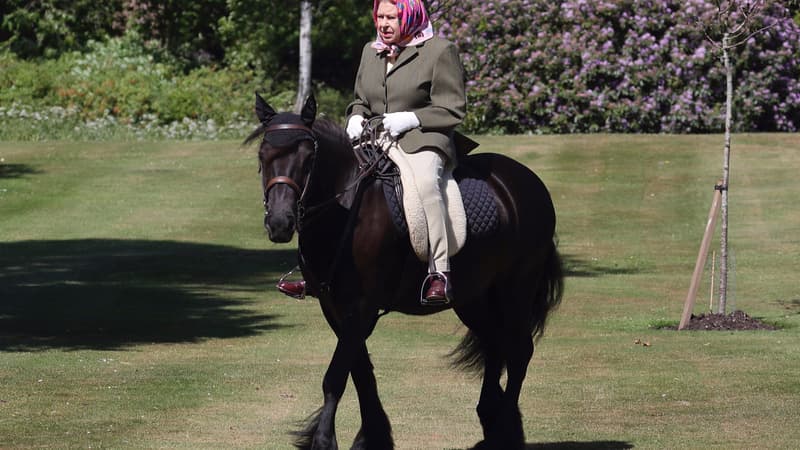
[{"x1": 386, "y1": 143, "x2": 451, "y2": 273}]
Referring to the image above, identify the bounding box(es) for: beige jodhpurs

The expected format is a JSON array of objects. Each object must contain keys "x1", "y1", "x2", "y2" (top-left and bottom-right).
[{"x1": 386, "y1": 143, "x2": 451, "y2": 273}]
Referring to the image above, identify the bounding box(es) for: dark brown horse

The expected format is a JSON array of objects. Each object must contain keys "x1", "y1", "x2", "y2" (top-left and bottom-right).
[{"x1": 246, "y1": 93, "x2": 563, "y2": 450}]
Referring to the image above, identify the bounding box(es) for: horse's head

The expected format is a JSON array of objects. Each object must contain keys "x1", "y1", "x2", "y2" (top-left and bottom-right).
[{"x1": 252, "y1": 92, "x2": 317, "y2": 243}]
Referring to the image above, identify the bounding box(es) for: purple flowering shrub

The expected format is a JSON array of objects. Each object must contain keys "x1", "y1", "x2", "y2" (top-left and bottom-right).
[{"x1": 436, "y1": 1, "x2": 800, "y2": 133}]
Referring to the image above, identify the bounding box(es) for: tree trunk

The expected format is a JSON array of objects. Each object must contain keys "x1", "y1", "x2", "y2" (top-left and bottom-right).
[
  {"x1": 718, "y1": 33, "x2": 732, "y2": 314},
  {"x1": 294, "y1": 1, "x2": 313, "y2": 113}
]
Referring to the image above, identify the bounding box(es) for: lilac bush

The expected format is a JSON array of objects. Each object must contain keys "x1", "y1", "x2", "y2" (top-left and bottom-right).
[{"x1": 436, "y1": 1, "x2": 800, "y2": 133}]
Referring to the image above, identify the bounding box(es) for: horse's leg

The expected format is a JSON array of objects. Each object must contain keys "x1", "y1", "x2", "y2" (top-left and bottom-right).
[
  {"x1": 311, "y1": 342, "x2": 350, "y2": 449},
  {"x1": 473, "y1": 286, "x2": 535, "y2": 450},
  {"x1": 293, "y1": 335, "x2": 357, "y2": 450},
  {"x1": 475, "y1": 342, "x2": 505, "y2": 444},
  {"x1": 350, "y1": 342, "x2": 393, "y2": 450},
  {"x1": 496, "y1": 332, "x2": 533, "y2": 449}
]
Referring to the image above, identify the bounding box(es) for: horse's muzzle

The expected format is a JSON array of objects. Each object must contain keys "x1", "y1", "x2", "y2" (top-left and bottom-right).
[{"x1": 264, "y1": 210, "x2": 296, "y2": 243}]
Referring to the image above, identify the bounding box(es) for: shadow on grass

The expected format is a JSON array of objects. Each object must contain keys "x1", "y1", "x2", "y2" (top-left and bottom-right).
[
  {"x1": 462, "y1": 441, "x2": 633, "y2": 450},
  {"x1": 562, "y1": 253, "x2": 645, "y2": 278},
  {"x1": 0, "y1": 239, "x2": 300, "y2": 352},
  {"x1": 0, "y1": 163, "x2": 42, "y2": 179},
  {"x1": 777, "y1": 298, "x2": 800, "y2": 314},
  {"x1": 524, "y1": 442, "x2": 634, "y2": 450}
]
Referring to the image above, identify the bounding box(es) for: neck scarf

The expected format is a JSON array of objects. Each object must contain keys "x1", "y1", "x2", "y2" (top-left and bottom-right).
[{"x1": 371, "y1": 0, "x2": 434, "y2": 57}]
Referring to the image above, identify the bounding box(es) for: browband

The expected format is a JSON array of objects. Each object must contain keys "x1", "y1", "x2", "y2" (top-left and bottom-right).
[{"x1": 264, "y1": 123, "x2": 314, "y2": 135}]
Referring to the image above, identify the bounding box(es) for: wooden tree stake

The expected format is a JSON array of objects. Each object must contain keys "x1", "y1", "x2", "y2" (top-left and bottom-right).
[
  {"x1": 679, "y1": 180, "x2": 724, "y2": 330},
  {"x1": 709, "y1": 250, "x2": 716, "y2": 312}
]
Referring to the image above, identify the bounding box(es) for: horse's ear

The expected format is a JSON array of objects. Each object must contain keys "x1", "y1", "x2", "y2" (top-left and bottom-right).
[
  {"x1": 301, "y1": 93, "x2": 316, "y2": 126},
  {"x1": 255, "y1": 92, "x2": 276, "y2": 124}
]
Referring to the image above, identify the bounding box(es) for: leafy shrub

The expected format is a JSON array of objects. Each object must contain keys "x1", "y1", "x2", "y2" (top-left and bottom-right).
[
  {"x1": 0, "y1": 51, "x2": 69, "y2": 104},
  {"x1": 0, "y1": 29, "x2": 352, "y2": 141},
  {"x1": 441, "y1": 0, "x2": 800, "y2": 133},
  {"x1": 0, "y1": 0, "x2": 124, "y2": 58}
]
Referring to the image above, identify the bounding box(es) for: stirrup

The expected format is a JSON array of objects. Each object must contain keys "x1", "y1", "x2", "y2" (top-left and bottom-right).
[
  {"x1": 420, "y1": 271, "x2": 452, "y2": 306},
  {"x1": 277, "y1": 266, "x2": 305, "y2": 299}
]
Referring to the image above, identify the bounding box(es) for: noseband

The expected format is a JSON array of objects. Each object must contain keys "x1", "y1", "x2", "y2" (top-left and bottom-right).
[{"x1": 260, "y1": 123, "x2": 318, "y2": 224}]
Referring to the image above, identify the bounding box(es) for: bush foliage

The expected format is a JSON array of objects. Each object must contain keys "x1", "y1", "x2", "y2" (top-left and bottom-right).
[
  {"x1": 0, "y1": 31, "x2": 349, "y2": 140},
  {"x1": 442, "y1": 0, "x2": 800, "y2": 133},
  {"x1": 2, "y1": 1, "x2": 799, "y2": 138}
]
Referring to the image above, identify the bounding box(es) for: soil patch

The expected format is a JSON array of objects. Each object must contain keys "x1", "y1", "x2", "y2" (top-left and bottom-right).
[{"x1": 670, "y1": 310, "x2": 777, "y2": 331}]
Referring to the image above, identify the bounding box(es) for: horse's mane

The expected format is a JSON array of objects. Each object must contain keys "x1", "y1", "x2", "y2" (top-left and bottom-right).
[
  {"x1": 312, "y1": 117, "x2": 351, "y2": 153},
  {"x1": 243, "y1": 116, "x2": 350, "y2": 153}
]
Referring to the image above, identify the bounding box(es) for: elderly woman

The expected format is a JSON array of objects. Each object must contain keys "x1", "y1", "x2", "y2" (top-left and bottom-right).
[{"x1": 279, "y1": 0, "x2": 467, "y2": 304}]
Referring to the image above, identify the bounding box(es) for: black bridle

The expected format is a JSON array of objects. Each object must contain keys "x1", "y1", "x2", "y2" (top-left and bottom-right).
[
  {"x1": 259, "y1": 117, "x2": 392, "y2": 232},
  {"x1": 260, "y1": 123, "x2": 318, "y2": 228}
]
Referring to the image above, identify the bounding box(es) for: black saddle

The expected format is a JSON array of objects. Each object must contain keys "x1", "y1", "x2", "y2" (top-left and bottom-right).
[{"x1": 377, "y1": 160, "x2": 501, "y2": 239}]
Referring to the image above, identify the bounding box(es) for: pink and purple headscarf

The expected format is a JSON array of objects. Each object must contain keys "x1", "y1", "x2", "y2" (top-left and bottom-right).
[{"x1": 371, "y1": 0, "x2": 434, "y2": 56}]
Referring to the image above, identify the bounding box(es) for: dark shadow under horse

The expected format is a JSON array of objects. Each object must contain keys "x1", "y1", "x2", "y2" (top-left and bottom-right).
[{"x1": 246, "y1": 94, "x2": 564, "y2": 450}]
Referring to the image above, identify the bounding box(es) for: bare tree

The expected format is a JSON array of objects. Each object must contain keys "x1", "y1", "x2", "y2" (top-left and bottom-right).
[
  {"x1": 703, "y1": 1, "x2": 784, "y2": 314},
  {"x1": 294, "y1": 0, "x2": 314, "y2": 113}
]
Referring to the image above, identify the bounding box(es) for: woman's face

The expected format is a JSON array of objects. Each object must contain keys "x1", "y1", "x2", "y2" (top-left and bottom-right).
[{"x1": 376, "y1": 1, "x2": 401, "y2": 44}]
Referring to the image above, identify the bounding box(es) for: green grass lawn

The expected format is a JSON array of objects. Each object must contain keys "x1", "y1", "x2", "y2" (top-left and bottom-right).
[{"x1": 1, "y1": 134, "x2": 799, "y2": 449}]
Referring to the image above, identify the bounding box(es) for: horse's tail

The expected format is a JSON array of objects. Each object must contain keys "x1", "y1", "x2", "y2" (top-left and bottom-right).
[
  {"x1": 531, "y1": 237, "x2": 564, "y2": 342},
  {"x1": 448, "y1": 329, "x2": 487, "y2": 374},
  {"x1": 449, "y1": 237, "x2": 564, "y2": 374}
]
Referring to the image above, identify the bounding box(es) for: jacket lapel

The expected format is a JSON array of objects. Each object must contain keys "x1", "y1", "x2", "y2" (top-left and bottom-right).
[{"x1": 387, "y1": 46, "x2": 419, "y2": 76}]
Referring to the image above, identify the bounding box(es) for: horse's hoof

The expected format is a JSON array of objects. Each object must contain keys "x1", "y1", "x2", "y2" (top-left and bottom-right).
[
  {"x1": 472, "y1": 439, "x2": 523, "y2": 450},
  {"x1": 471, "y1": 441, "x2": 490, "y2": 450},
  {"x1": 310, "y1": 442, "x2": 337, "y2": 450}
]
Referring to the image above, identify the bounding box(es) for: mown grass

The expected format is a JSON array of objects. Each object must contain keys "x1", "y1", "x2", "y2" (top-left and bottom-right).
[{"x1": 1, "y1": 134, "x2": 799, "y2": 449}]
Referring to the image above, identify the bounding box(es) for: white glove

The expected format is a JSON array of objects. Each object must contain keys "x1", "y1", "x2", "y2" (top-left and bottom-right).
[
  {"x1": 382, "y1": 111, "x2": 420, "y2": 137},
  {"x1": 346, "y1": 115, "x2": 365, "y2": 140}
]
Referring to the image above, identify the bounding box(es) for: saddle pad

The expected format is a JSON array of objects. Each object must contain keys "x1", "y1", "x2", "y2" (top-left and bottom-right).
[
  {"x1": 386, "y1": 145, "x2": 467, "y2": 262},
  {"x1": 382, "y1": 163, "x2": 501, "y2": 261}
]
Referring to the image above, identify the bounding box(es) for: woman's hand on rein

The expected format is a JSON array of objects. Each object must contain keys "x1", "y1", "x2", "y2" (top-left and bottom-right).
[
  {"x1": 382, "y1": 111, "x2": 420, "y2": 137},
  {"x1": 347, "y1": 115, "x2": 365, "y2": 140}
]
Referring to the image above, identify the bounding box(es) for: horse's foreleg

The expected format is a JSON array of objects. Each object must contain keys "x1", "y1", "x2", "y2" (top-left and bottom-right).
[
  {"x1": 293, "y1": 337, "x2": 356, "y2": 450},
  {"x1": 350, "y1": 342, "x2": 393, "y2": 450}
]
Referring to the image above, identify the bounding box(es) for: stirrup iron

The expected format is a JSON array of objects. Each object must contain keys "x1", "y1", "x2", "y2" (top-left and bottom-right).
[{"x1": 420, "y1": 271, "x2": 452, "y2": 306}]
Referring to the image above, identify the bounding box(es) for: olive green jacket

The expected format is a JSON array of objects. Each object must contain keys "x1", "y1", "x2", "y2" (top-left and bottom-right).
[{"x1": 346, "y1": 36, "x2": 470, "y2": 162}]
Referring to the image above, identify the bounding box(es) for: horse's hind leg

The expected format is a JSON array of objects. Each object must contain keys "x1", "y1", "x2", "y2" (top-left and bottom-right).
[
  {"x1": 494, "y1": 266, "x2": 545, "y2": 449},
  {"x1": 350, "y1": 342, "x2": 393, "y2": 450},
  {"x1": 498, "y1": 330, "x2": 533, "y2": 449},
  {"x1": 475, "y1": 338, "x2": 504, "y2": 437},
  {"x1": 475, "y1": 283, "x2": 536, "y2": 449},
  {"x1": 470, "y1": 334, "x2": 531, "y2": 450},
  {"x1": 453, "y1": 315, "x2": 510, "y2": 448}
]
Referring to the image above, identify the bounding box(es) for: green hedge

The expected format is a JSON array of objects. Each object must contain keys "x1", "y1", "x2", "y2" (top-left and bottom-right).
[{"x1": 0, "y1": 31, "x2": 350, "y2": 140}]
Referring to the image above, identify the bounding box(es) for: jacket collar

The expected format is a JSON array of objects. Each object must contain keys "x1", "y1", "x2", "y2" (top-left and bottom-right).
[{"x1": 383, "y1": 44, "x2": 420, "y2": 76}]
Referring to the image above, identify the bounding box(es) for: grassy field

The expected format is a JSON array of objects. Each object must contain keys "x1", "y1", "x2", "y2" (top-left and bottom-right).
[{"x1": 1, "y1": 134, "x2": 799, "y2": 449}]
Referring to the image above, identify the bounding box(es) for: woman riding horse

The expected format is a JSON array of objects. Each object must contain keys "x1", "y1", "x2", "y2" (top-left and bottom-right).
[{"x1": 278, "y1": 0, "x2": 466, "y2": 304}]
